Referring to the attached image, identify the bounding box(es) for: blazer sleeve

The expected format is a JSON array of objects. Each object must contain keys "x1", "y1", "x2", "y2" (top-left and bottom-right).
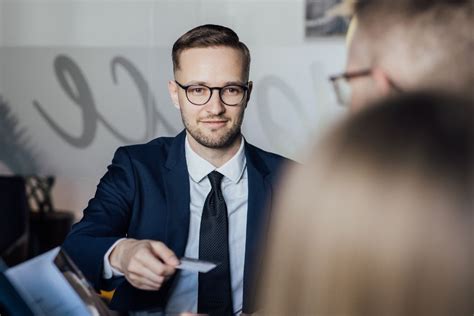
[{"x1": 62, "y1": 146, "x2": 135, "y2": 291}]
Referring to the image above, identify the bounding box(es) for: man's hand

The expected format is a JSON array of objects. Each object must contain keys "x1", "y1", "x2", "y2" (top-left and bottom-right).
[{"x1": 109, "y1": 239, "x2": 179, "y2": 291}]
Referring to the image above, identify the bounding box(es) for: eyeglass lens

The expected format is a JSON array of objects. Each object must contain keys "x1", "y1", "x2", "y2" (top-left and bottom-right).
[{"x1": 186, "y1": 85, "x2": 246, "y2": 105}]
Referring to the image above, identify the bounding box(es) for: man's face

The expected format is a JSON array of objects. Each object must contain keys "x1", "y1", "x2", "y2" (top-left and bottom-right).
[
  {"x1": 170, "y1": 46, "x2": 249, "y2": 149},
  {"x1": 346, "y1": 27, "x2": 388, "y2": 112}
]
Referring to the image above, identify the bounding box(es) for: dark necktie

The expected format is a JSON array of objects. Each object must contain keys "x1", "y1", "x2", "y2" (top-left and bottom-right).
[{"x1": 198, "y1": 171, "x2": 233, "y2": 315}]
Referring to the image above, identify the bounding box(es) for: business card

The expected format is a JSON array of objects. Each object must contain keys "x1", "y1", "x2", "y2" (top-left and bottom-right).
[{"x1": 176, "y1": 257, "x2": 218, "y2": 273}]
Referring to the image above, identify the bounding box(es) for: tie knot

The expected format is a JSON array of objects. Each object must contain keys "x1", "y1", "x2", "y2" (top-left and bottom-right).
[{"x1": 208, "y1": 171, "x2": 224, "y2": 190}]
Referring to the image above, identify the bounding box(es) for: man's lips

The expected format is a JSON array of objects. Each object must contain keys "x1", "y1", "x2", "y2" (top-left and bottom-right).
[{"x1": 200, "y1": 119, "x2": 228, "y2": 126}]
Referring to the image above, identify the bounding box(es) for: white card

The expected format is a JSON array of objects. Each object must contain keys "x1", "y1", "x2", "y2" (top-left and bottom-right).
[{"x1": 176, "y1": 257, "x2": 218, "y2": 273}]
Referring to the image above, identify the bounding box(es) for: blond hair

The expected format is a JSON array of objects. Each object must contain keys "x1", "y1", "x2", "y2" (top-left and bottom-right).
[
  {"x1": 351, "y1": 0, "x2": 474, "y2": 98},
  {"x1": 258, "y1": 92, "x2": 474, "y2": 315}
]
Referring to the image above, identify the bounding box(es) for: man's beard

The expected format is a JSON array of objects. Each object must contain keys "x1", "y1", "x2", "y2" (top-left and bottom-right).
[{"x1": 181, "y1": 114, "x2": 243, "y2": 149}]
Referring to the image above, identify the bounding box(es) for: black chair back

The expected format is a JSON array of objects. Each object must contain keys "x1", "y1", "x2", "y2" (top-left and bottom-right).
[{"x1": 0, "y1": 176, "x2": 29, "y2": 266}]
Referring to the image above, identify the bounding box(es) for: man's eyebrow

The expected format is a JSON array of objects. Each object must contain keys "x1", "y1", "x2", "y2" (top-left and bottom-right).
[
  {"x1": 184, "y1": 81, "x2": 247, "y2": 86},
  {"x1": 223, "y1": 81, "x2": 247, "y2": 86},
  {"x1": 185, "y1": 81, "x2": 207, "y2": 85}
]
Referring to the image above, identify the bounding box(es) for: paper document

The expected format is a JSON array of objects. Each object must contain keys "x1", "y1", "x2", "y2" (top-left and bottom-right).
[{"x1": 5, "y1": 247, "x2": 113, "y2": 316}]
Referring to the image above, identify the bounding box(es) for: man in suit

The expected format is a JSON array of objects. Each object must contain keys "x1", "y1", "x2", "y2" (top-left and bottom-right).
[
  {"x1": 63, "y1": 24, "x2": 289, "y2": 315},
  {"x1": 329, "y1": 0, "x2": 474, "y2": 111}
]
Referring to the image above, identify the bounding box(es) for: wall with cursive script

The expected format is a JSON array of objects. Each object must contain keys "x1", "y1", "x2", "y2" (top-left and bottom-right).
[{"x1": 0, "y1": 0, "x2": 346, "y2": 217}]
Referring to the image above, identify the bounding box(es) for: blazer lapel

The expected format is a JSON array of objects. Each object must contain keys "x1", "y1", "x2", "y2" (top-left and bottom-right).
[
  {"x1": 163, "y1": 130, "x2": 190, "y2": 257},
  {"x1": 242, "y1": 143, "x2": 272, "y2": 312}
]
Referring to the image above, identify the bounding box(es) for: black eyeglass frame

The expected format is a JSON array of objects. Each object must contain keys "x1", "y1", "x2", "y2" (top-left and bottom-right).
[
  {"x1": 329, "y1": 69, "x2": 372, "y2": 106},
  {"x1": 175, "y1": 80, "x2": 251, "y2": 106},
  {"x1": 329, "y1": 69, "x2": 402, "y2": 106},
  {"x1": 329, "y1": 69, "x2": 372, "y2": 82}
]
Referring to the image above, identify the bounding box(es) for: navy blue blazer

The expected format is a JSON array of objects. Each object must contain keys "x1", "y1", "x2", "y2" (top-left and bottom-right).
[{"x1": 62, "y1": 130, "x2": 289, "y2": 312}]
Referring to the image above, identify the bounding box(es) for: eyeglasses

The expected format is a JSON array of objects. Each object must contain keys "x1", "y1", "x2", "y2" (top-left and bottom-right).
[
  {"x1": 329, "y1": 69, "x2": 402, "y2": 106},
  {"x1": 329, "y1": 69, "x2": 372, "y2": 106},
  {"x1": 175, "y1": 80, "x2": 250, "y2": 106}
]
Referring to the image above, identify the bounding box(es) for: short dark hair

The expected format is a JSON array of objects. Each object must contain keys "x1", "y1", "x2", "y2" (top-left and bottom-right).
[
  {"x1": 351, "y1": 0, "x2": 474, "y2": 98},
  {"x1": 172, "y1": 24, "x2": 251, "y2": 80}
]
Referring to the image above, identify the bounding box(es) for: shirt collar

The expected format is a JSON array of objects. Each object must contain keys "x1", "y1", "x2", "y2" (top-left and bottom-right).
[{"x1": 185, "y1": 135, "x2": 246, "y2": 184}]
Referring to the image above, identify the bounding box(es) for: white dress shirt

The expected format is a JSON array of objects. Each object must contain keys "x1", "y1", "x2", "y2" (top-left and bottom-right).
[{"x1": 103, "y1": 136, "x2": 248, "y2": 314}]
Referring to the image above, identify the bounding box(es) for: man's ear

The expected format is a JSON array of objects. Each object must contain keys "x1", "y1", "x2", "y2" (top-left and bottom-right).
[
  {"x1": 371, "y1": 67, "x2": 392, "y2": 96},
  {"x1": 168, "y1": 80, "x2": 180, "y2": 109},
  {"x1": 245, "y1": 81, "x2": 253, "y2": 106}
]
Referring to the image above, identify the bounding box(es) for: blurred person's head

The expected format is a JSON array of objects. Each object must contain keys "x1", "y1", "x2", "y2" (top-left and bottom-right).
[
  {"x1": 258, "y1": 91, "x2": 473, "y2": 315},
  {"x1": 333, "y1": 0, "x2": 474, "y2": 111}
]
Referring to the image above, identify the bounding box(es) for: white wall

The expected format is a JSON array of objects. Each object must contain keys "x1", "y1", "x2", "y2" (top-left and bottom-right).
[
  {"x1": 0, "y1": 0, "x2": 347, "y2": 217},
  {"x1": 1, "y1": 0, "x2": 305, "y2": 46}
]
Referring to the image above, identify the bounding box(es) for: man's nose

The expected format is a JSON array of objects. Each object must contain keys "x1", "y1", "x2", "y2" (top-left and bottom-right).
[{"x1": 205, "y1": 89, "x2": 225, "y2": 115}]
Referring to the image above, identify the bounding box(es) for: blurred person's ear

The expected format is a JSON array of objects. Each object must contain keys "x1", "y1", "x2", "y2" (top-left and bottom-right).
[
  {"x1": 371, "y1": 67, "x2": 392, "y2": 97},
  {"x1": 349, "y1": 68, "x2": 392, "y2": 113}
]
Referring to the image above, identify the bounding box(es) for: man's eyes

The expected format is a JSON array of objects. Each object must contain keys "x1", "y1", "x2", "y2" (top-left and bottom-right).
[
  {"x1": 187, "y1": 85, "x2": 244, "y2": 95},
  {"x1": 223, "y1": 86, "x2": 243, "y2": 94},
  {"x1": 188, "y1": 86, "x2": 207, "y2": 94}
]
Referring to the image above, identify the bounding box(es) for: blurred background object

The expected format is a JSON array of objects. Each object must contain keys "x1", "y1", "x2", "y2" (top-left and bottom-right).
[
  {"x1": 0, "y1": 96, "x2": 74, "y2": 262},
  {"x1": 26, "y1": 176, "x2": 74, "y2": 258},
  {"x1": 0, "y1": 176, "x2": 29, "y2": 266},
  {"x1": 0, "y1": 174, "x2": 74, "y2": 266},
  {"x1": 306, "y1": 0, "x2": 351, "y2": 36}
]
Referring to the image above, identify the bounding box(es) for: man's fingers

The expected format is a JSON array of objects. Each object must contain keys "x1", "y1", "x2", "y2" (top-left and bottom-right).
[
  {"x1": 136, "y1": 267, "x2": 165, "y2": 283},
  {"x1": 150, "y1": 241, "x2": 180, "y2": 266},
  {"x1": 136, "y1": 248, "x2": 176, "y2": 277},
  {"x1": 127, "y1": 256, "x2": 166, "y2": 283},
  {"x1": 131, "y1": 281, "x2": 161, "y2": 291},
  {"x1": 127, "y1": 272, "x2": 163, "y2": 290},
  {"x1": 136, "y1": 285, "x2": 158, "y2": 291},
  {"x1": 118, "y1": 239, "x2": 179, "y2": 291}
]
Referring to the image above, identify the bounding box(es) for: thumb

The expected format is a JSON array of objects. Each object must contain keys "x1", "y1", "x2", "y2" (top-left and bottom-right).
[{"x1": 150, "y1": 241, "x2": 180, "y2": 266}]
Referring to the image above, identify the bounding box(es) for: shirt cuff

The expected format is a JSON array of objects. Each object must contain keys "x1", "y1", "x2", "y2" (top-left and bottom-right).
[{"x1": 102, "y1": 238, "x2": 126, "y2": 279}]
